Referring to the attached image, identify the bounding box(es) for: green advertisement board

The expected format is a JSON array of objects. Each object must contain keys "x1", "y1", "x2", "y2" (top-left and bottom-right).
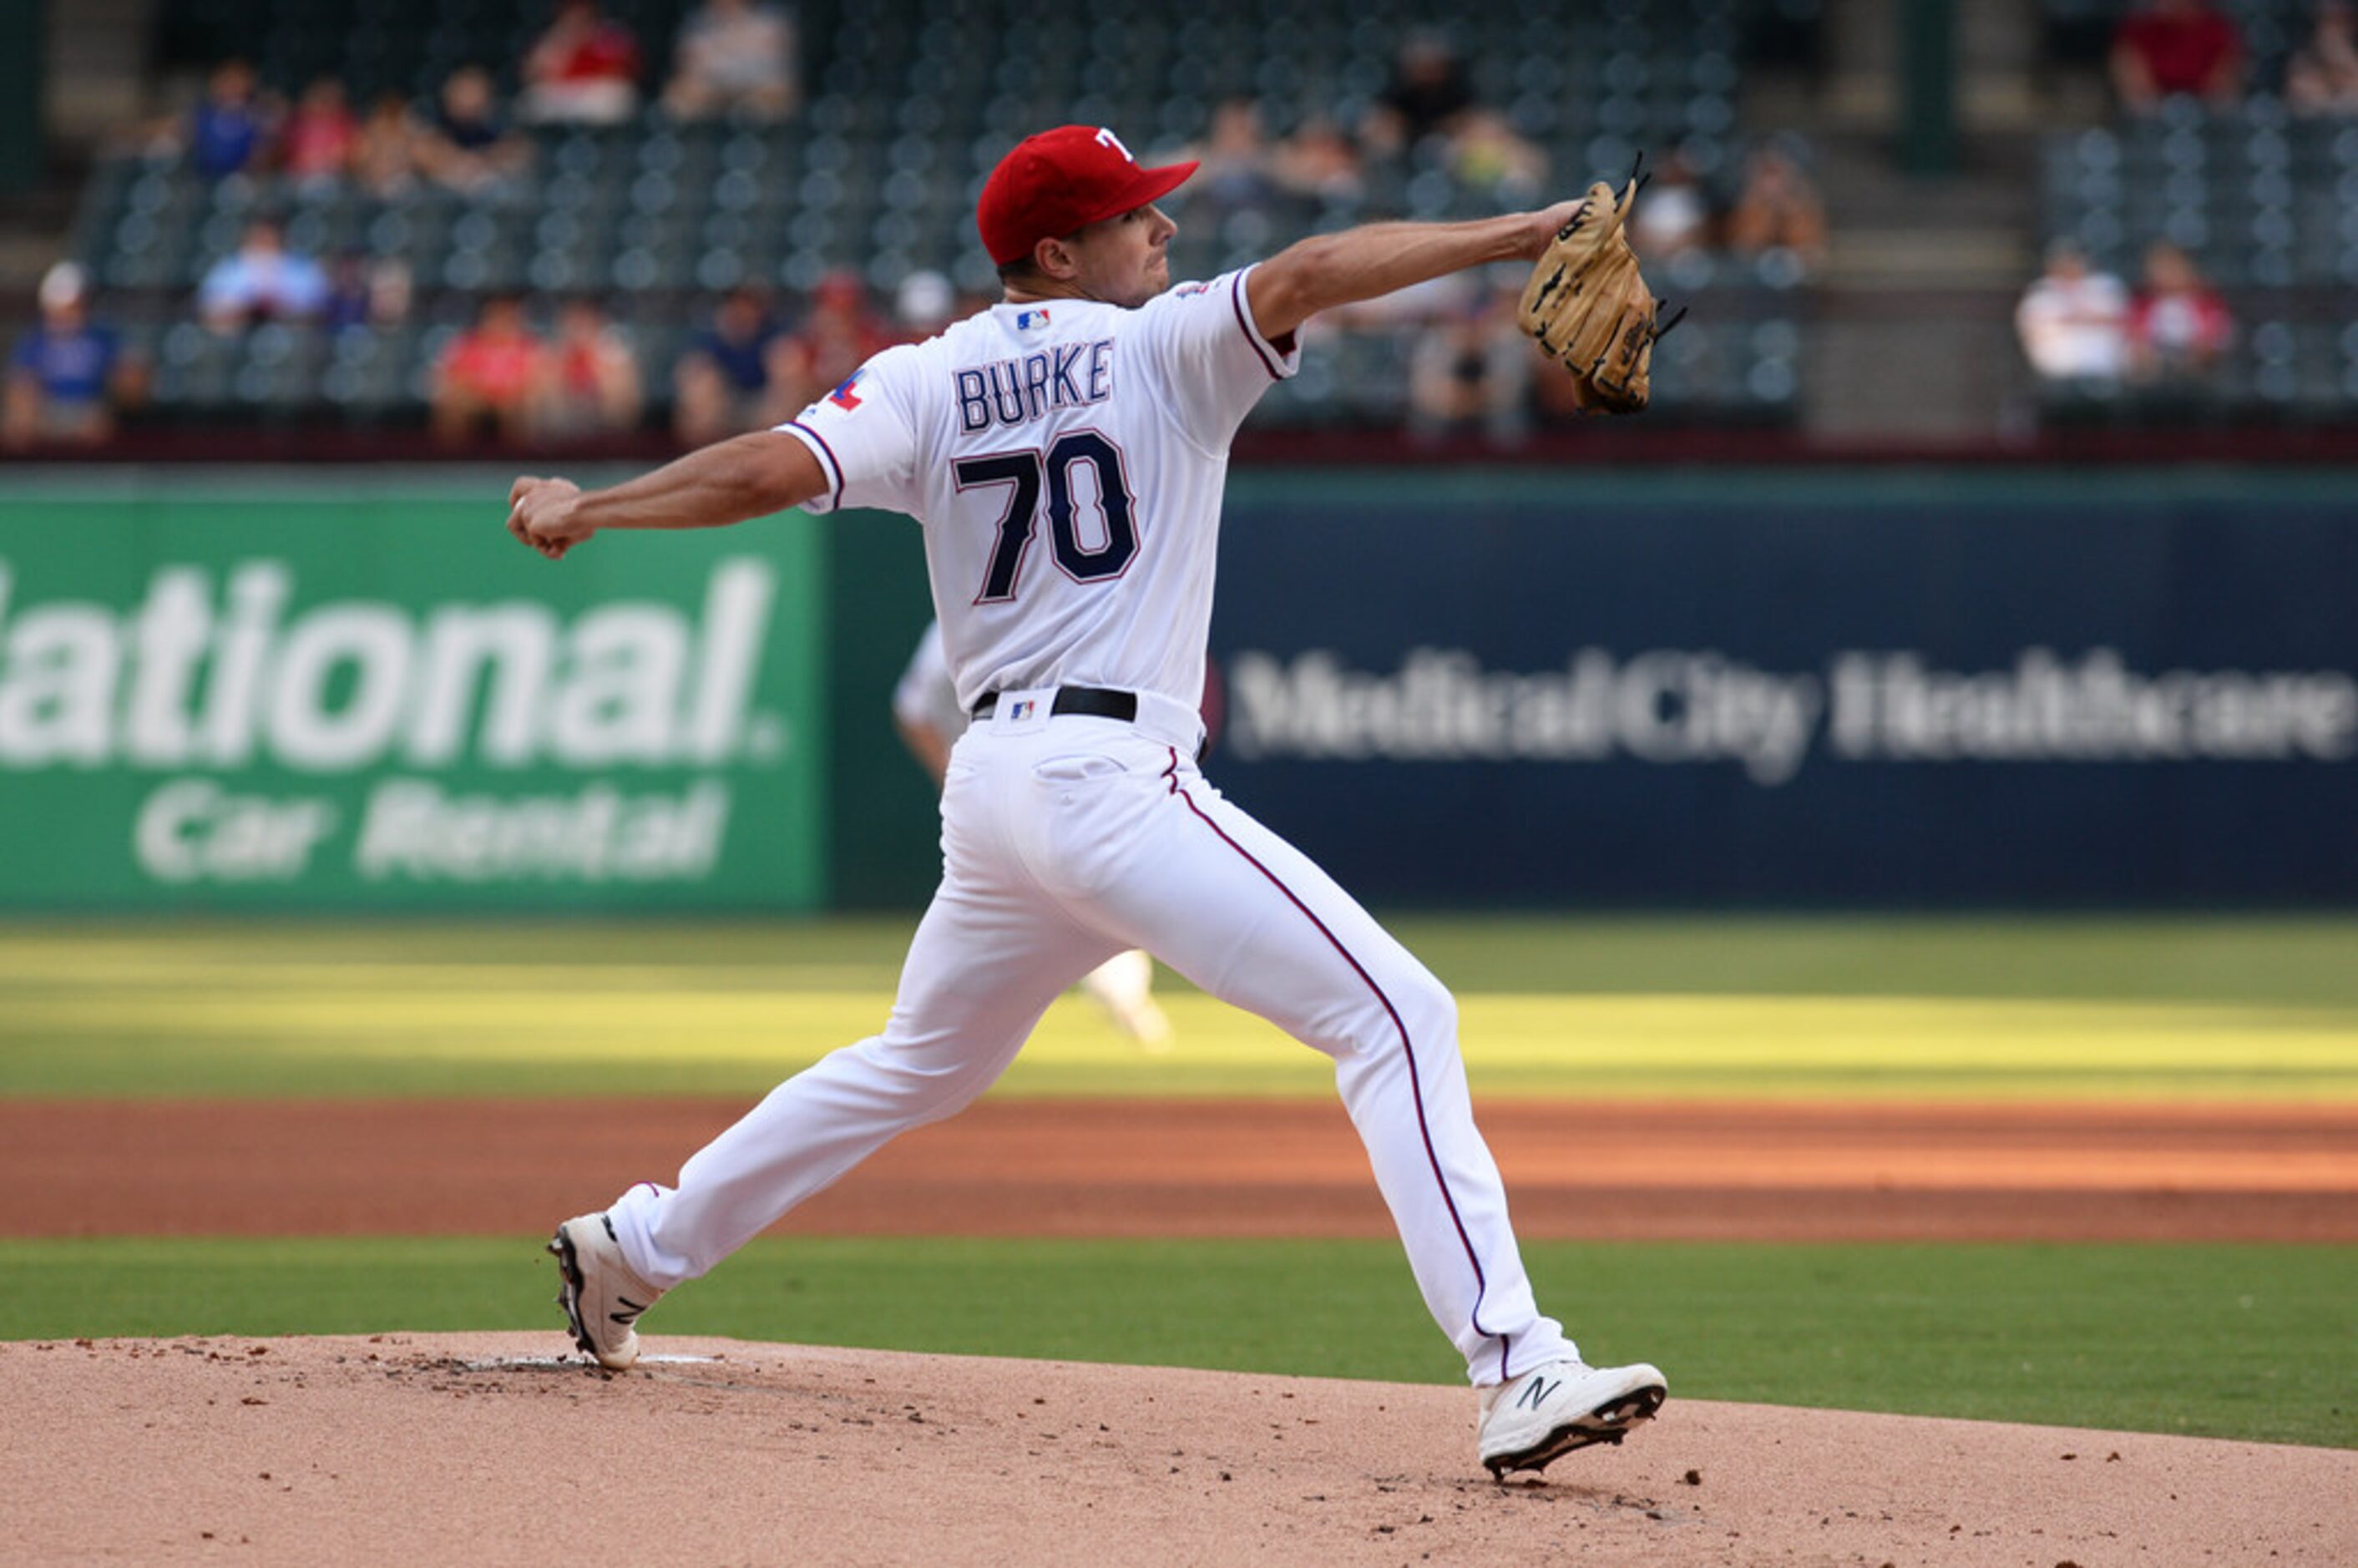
[{"x1": 0, "y1": 481, "x2": 827, "y2": 909}]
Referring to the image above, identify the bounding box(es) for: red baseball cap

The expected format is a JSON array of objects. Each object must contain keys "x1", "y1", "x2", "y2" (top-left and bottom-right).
[{"x1": 977, "y1": 125, "x2": 1198, "y2": 267}]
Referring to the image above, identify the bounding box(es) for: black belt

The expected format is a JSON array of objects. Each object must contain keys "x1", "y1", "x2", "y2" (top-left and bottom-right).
[{"x1": 972, "y1": 685, "x2": 1138, "y2": 721}]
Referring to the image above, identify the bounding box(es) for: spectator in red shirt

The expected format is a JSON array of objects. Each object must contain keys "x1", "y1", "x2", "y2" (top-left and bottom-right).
[
  {"x1": 2127, "y1": 241, "x2": 2234, "y2": 382},
  {"x1": 522, "y1": 0, "x2": 642, "y2": 125},
  {"x1": 533, "y1": 298, "x2": 644, "y2": 438},
  {"x1": 433, "y1": 295, "x2": 546, "y2": 445},
  {"x1": 2112, "y1": 0, "x2": 2245, "y2": 111},
  {"x1": 280, "y1": 76, "x2": 358, "y2": 191},
  {"x1": 772, "y1": 270, "x2": 896, "y2": 413}
]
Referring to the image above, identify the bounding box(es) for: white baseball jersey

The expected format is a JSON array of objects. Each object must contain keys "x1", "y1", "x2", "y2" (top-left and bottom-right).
[{"x1": 778, "y1": 267, "x2": 1298, "y2": 716}]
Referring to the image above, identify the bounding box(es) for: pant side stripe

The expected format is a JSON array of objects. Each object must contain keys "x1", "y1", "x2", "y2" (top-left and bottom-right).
[{"x1": 1162, "y1": 749, "x2": 1510, "y2": 1377}]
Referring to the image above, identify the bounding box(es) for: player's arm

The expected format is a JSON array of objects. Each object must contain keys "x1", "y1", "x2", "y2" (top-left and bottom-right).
[
  {"x1": 1246, "y1": 205, "x2": 1582, "y2": 342},
  {"x1": 507, "y1": 427, "x2": 827, "y2": 560}
]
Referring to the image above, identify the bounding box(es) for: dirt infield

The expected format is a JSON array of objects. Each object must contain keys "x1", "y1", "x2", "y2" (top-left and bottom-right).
[
  {"x1": 6, "y1": 1095, "x2": 2355, "y2": 1242},
  {"x1": 4, "y1": 1333, "x2": 2351, "y2": 1567},
  {"x1": 11, "y1": 1097, "x2": 2356, "y2": 1562}
]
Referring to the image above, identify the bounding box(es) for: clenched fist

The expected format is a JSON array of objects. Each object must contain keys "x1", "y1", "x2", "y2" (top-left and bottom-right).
[{"x1": 507, "y1": 475, "x2": 594, "y2": 560}]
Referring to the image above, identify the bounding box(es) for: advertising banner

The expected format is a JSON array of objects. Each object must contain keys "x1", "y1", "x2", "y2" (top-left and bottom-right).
[
  {"x1": 1207, "y1": 472, "x2": 2358, "y2": 905},
  {"x1": 0, "y1": 484, "x2": 827, "y2": 909}
]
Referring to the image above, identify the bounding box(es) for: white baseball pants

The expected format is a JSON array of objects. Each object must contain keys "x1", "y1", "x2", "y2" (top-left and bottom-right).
[{"x1": 609, "y1": 689, "x2": 1573, "y2": 1385}]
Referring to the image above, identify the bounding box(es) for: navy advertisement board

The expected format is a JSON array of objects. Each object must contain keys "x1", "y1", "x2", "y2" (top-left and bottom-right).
[{"x1": 1207, "y1": 471, "x2": 2358, "y2": 907}]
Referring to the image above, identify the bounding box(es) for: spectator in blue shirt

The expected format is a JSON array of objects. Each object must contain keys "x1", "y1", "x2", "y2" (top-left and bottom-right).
[
  {"x1": 418, "y1": 66, "x2": 533, "y2": 195},
  {"x1": 186, "y1": 59, "x2": 276, "y2": 179},
  {"x1": 672, "y1": 286, "x2": 792, "y2": 442},
  {"x1": 5, "y1": 264, "x2": 143, "y2": 449},
  {"x1": 198, "y1": 217, "x2": 331, "y2": 331}
]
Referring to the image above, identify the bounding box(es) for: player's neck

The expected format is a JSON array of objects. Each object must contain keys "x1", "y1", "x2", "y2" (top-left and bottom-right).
[{"x1": 1000, "y1": 279, "x2": 1097, "y2": 306}]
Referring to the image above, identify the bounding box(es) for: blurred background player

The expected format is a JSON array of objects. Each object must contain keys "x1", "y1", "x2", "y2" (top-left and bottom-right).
[{"x1": 893, "y1": 620, "x2": 1172, "y2": 1050}]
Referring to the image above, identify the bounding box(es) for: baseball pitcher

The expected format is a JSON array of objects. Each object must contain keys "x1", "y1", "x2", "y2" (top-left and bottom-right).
[{"x1": 512, "y1": 124, "x2": 1668, "y2": 1478}]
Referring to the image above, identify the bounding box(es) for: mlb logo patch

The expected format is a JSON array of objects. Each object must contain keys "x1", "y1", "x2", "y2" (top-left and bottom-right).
[
  {"x1": 1015, "y1": 308, "x2": 1052, "y2": 330},
  {"x1": 1009, "y1": 699, "x2": 1036, "y2": 721}
]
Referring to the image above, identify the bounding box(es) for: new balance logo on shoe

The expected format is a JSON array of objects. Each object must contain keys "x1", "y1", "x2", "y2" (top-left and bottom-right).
[{"x1": 1515, "y1": 1375, "x2": 1562, "y2": 1412}]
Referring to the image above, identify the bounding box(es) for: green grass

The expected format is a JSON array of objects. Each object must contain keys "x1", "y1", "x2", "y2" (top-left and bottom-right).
[
  {"x1": 8, "y1": 913, "x2": 2357, "y2": 1003},
  {"x1": 3, "y1": 917, "x2": 2355, "y2": 1100},
  {"x1": 6, "y1": 1236, "x2": 2350, "y2": 1449},
  {"x1": 5, "y1": 919, "x2": 2349, "y2": 1451}
]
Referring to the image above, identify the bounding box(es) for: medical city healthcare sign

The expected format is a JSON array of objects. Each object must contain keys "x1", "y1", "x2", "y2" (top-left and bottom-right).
[{"x1": 0, "y1": 484, "x2": 826, "y2": 909}]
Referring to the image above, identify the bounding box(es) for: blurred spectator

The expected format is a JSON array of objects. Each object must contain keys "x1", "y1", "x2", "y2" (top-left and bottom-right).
[
  {"x1": 418, "y1": 68, "x2": 532, "y2": 195},
  {"x1": 893, "y1": 270, "x2": 958, "y2": 341},
  {"x1": 433, "y1": 295, "x2": 545, "y2": 444},
  {"x1": 523, "y1": 0, "x2": 644, "y2": 125},
  {"x1": 352, "y1": 91, "x2": 425, "y2": 196},
  {"x1": 774, "y1": 270, "x2": 895, "y2": 412},
  {"x1": 2287, "y1": 2, "x2": 2358, "y2": 114},
  {"x1": 4, "y1": 264, "x2": 144, "y2": 451},
  {"x1": 368, "y1": 258, "x2": 415, "y2": 329},
  {"x1": 323, "y1": 250, "x2": 373, "y2": 332},
  {"x1": 322, "y1": 252, "x2": 412, "y2": 335},
  {"x1": 1273, "y1": 114, "x2": 1365, "y2": 204},
  {"x1": 1407, "y1": 284, "x2": 1531, "y2": 444},
  {"x1": 1631, "y1": 153, "x2": 1713, "y2": 260},
  {"x1": 1359, "y1": 35, "x2": 1543, "y2": 207},
  {"x1": 198, "y1": 216, "x2": 329, "y2": 331},
  {"x1": 1364, "y1": 32, "x2": 1475, "y2": 154},
  {"x1": 2016, "y1": 240, "x2": 2131, "y2": 385},
  {"x1": 280, "y1": 76, "x2": 357, "y2": 190},
  {"x1": 1187, "y1": 98, "x2": 1284, "y2": 217},
  {"x1": 1449, "y1": 109, "x2": 1546, "y2": 203},
  {"x1": 2111, "y1": 0, "x2": 2245, "y2": 112},
  {"x1": 181, "y1": 59, "x2": 276, "y2": 180},
  {"x1": 534, "y1": 298, "x2": 644, "y2": 437},
  {"x1": 1725, "y1": 143, "x2": 1828, "y2": 276},
  {"x1": 673, "y1": 286, "x2": 790, "y2": 442},
  {"x1": 2126, "y1": 241, "x2": 2234, "y2": 382},
  {"x1": 663, "y1": 0, "x2": 799, "y2": 121}
]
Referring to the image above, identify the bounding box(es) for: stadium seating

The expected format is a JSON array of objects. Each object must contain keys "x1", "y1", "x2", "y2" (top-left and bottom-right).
[
  {"x1": 2039, "y1": 0, "x2": 2322, "y2": 84},
  {"x1": 100, "y1": 0, "x2": 1819, "y2": 430},
  {"x1": 2037, "y1": 98, "x2": 2358, "y2": 424}
]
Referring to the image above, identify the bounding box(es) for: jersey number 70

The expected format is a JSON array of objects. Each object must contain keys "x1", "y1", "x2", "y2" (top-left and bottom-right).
[{"x1": 954, "y1": 432, "x2": 1138, "y2": 603}]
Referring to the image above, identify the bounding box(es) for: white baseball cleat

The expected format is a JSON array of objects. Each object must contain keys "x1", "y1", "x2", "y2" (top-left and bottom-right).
[
  {"x1": 1476, "y1": 1358, "x2": 1667, "y2": 1479},
  {"x1": 548, "y1": 1211, "x2": 665, "y2": 1371}
]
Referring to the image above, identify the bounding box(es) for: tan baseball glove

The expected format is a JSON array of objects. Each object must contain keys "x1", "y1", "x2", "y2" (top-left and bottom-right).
[{"x1": 1517, "y1": 155, "x2": 1685, "y2": 415}]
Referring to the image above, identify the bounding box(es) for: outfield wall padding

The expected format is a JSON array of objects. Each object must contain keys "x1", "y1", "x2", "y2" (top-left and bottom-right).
[
  {"x1": 1192, "y1": 469, "x2": 2358, "y2": 907},
  {"x1": 4, "y1": 468, "x2": 2352, "y2": 910},
  {"x1": 0, "y1": 478, "x2": 828, "y2": 910}
]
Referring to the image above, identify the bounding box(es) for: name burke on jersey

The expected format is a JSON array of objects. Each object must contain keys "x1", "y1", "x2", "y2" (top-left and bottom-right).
[{"x1": 954, "y1": 339, "x2": 1116, "y2": 434}]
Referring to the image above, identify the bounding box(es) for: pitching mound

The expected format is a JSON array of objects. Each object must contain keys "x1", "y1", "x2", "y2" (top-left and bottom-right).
[{"x1": 4, "y1": 1334, "x2": 2350, "y2": 1565}]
